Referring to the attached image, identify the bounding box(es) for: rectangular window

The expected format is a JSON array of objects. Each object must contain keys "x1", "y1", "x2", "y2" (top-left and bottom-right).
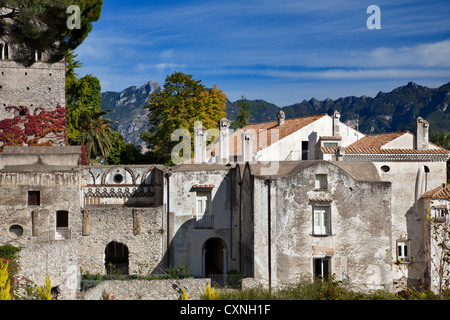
[
  {"x1": 432, "y1": 207, "x2": 447, "y2": 222},
  {"x1": 302, "y1": 141, "x2": 309, "y2": 160},
  {"x1": 195, "y1": 191, "x2": 213, "y2": 229},
  {"x1": 397, "y1": 240, "x2": 410, "y2": 262},
  {"x1": 55, "y1": 210, "x2": 69, "y2": 240},
  {"x1": 314, "y1": 257, "x2": 331, "y2": 279},
  {"x1": 196, "y1": 191, "x2": 211, "y2": 216},
  {"x1": 28, "y1": 191, "x2": 40, "y2": 206},
  {"x1": 315, "y1": 174, "x2": 328, "y2": 190},
  {"x1": 323, "y1": 142, "x2": 338, "y2": 148},
  {"x1": 313, "y1": 205, "x2": 331, "y2": 235}
]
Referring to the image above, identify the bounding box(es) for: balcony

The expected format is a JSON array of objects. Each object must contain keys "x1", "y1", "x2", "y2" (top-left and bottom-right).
[
  {"x1": 194, "y1": 215, "x2": 214, "y2": 229},
  {"x1": 55, "y1": 227, "x2": 71, "y2": 240}
]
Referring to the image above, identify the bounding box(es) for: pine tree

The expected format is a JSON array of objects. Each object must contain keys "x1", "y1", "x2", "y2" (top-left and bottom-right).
[
  {"x1": 0, "y1": 0, "x2": 102, "y2": 67},
  {"x1": 231, "y1": 96, "x2": 251, "y2": 130}
]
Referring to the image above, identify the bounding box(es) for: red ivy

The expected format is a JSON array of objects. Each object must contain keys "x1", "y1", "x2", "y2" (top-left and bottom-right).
[
  {"x1": 0, "y1": 105, "x2": 66, "y2": 151},
  {"x1": 81, "y1": 144, "x2": 87, "y2": 165}
]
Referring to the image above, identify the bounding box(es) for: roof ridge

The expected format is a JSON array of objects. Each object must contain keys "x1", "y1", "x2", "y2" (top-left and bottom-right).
[{"x1": 240, "y1": 113, "x2": 328, "y2": 130}]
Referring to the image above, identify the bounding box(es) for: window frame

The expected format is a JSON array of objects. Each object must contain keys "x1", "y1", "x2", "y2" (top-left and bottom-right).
[
  {"x1": 301, "y1": 141, "x2": 309, "y2": 160},
  {"x1": 314, "y1": 174, "x2": 328, "y2": 190},
  {"x1": 313, "y1": 257, "x2": 331, "y2": 280},
  {"x1": 55, "y1": 210, "x2": 70, "y2": 240},
  {"x1": 396, "y1": 240, "x2": 411, "y2": 263},
  {"x1": 431, "y1": 206, "x2": 448, "y2": 222},
  {"x1": 312, "y1": 203, "x2": 332, "y2": 236},
  {"x1": 196, "y1": 191, "x2": 212, "y2": 217},
  {"x1": 28, "y1": 191, "x2": 40, "y2": 206}
]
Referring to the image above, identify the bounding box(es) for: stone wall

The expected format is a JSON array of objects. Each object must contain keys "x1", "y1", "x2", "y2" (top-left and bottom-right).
[
  {"x1": 82, "y1": 278, "x2": 211, "y2": 300},
  {"x1": 18, "y1": 239, "x2": 80, "y2": 300},
  {"x1": 0, "y1": 60, "x2": 65, "y2": 112},
  {"x1": 249, "y1": 161, "x2": 393, "y2": 291},
  {"x1": 75, "y1": 206, "x2": 165, "y2": 275}
]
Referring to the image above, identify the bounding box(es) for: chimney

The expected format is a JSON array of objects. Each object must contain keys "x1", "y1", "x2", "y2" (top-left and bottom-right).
[
  {"x1": 332, "y1": 110, "x2": 340, "y2": 137},
  {"x1": 242, "y1": 130, "x2": 253, "y2": 162},
  {"x1": 335, "y1": 146, "x2": 345, "y2": 161},
  {"x1": 194, "y1": 122, "x2": 207, "y2": 163},
  {"x1": 219, "y1": 118, "x2": 230, "y2": 164},
  {"x1": 277, "y1": 110, "x2": 285, "y2": 126},
  {"x1": 415, "y1": 117, "x2": 429, "y2": 150}
]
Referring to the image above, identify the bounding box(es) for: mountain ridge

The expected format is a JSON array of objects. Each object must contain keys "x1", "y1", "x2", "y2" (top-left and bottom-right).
[{"x1": 101, "y1": 81, "x2": 450, "y2": 146}]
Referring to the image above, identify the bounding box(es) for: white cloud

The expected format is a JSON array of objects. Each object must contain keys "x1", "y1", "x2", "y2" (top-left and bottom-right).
[
  {"x1": 369, "y1": 39, "x2": 450, "y2": 68},
  {"x1": 265, "y1": 68, "x2": 450, "y2": 80}
]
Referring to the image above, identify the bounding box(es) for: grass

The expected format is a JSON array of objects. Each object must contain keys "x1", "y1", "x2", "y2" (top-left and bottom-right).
[{"x1": 218, "y1": 278, "x2": 449, "y2": 300}]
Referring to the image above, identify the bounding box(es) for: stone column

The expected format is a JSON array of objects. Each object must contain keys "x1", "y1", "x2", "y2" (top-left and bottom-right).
[
  {"x1": 82, "y1": 209, "x2": 91, "y2": 236},
  {"x1": 133, "y1": 209, "x2": 141, "y2": 235},
  {"x1": 31, "y1": 211, "x2": 38, "y2": 236}
]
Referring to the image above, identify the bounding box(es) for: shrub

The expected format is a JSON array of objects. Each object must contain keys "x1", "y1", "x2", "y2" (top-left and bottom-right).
[
  {"x1": 0, "y1": 260, "x2": 11, "y2": 300},
  {"x1": 203, "y1": 283, "x2": 220, "y2": 300}
]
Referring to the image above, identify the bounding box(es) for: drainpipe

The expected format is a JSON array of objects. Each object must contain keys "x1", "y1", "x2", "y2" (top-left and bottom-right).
[
  {"x1": 264, "y1": 178, "x2": 272, "y2": 292},
  {"x1": 165, "y1": 172, "x2": 172, "y2": 268},
  {"x1": 228, "y1": 166, "x2": 235, "y2": 262}
]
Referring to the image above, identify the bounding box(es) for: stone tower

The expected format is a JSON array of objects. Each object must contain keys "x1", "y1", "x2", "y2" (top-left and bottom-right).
[{"x1": 0, "y1": 40, "x2": 66, "y2": 149}]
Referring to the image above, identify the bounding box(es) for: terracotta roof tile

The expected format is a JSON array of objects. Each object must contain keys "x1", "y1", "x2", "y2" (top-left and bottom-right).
[
  {"x1": 321, "y1": 146, "x2": 450, "y2": 154},
  {"x1": 209, "y1": 114, "x2": 328, "y2": 157},
  {"x1": 422, "y1": 184, "x2": 450, "y2": 199},
  {"x1": 192, "y1": 184, "x2": 215, "y2": 189},
  {"x1": 346, "y1": 131, "x2": 410, "y2": 149},
  {"x1": 321, "y1": 131, "x2": 450, "y2": 155},
  {"x1": 319, "y1": 136, "x2": 342, "y2": 140}
]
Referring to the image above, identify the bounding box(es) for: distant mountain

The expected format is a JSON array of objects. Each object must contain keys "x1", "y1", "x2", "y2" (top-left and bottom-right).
[
  {"x1": 280, "y1": 81, "x2": 450, "y2": 134},
  {"x1": 226, "y1": 81, "x2": 450, "y2": 134},
  {"x1": 101, "y1": 81, "x2": 162, "y2": 145},
  {"x1": 102, "y1": 81, "x2": 450, "y2": 146}
]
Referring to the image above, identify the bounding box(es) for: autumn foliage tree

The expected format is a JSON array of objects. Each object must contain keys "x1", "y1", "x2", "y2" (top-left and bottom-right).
[{"x1": 142, "y1": 72, "x2": 227, "y2": 164}]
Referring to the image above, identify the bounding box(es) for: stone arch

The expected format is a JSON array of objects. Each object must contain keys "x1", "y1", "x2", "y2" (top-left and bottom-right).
[
  {"x1": 101, "y1": 167, "x2": 136, "y2": 185},
  {"x1": 105, "y1": 241, "x2": 129, "y2": 275},
  {"x1": 202, "y1": 238, "x2": 228, "y2": 277},
  {"x1": 141, "y1": 168, "x2": 153, "y2": 185}
]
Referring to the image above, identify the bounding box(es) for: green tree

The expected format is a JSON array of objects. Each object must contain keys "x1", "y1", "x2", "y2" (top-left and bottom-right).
[
  {"x1": 0, "y1": 0, "x2": 102, "y2": 67},
  {"x1": 65, "y1": 50, "x2": 119, "y2": 163},
  {"x1": 79, "y1": 110, "x2": 116, "y2": 162},
  {"x1": 105, "y1": 131, "x2": 125, "y2": 165},
  {"x1": 430, "y1": 131, "x2": 450, "y2": 182},
  {"x1": 231, "y1": 96, "x2": 250, "y2": 130},
  {"x1": 142, "y1": 72, "x2": 227, "y2": 164}
]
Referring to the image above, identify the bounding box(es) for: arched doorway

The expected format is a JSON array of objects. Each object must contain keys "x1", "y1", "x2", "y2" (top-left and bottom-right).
[
  {"x1": 105, "y1": 241, "x2": 129, "y2": 275},
  {"x1": 202, "y1": 238, "x2": 227, "y2": 277}
]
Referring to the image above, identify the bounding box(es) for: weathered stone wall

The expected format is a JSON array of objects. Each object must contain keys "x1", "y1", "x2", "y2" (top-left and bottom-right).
[
  {"x1": 82, "y1": 278, "x2": 211, "y2": 300},
  {"x1": 375, "y1": 161, "x2": 447, "y2": 290},
  {"x1": 166, "y1": 165, "x2": 239, "y2": 277},
  {"x1": 250, "y1": 161, "x2": 393, "y2": 291},
  {"x1": 18, "y1": 239, "x2": 80, "y2": 300},
  {"x1": 0, "y1": 60, "x2": 65, "y2": 112},
  {"x1": 74, "y1": 206, "x2": 164, "y2": 275},
  {"x1": 0, "y1": 169, "x2": 82, "y2": 246}
]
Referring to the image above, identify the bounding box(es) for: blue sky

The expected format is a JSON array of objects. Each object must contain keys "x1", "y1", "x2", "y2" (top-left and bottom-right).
[{"x1": 75, "y1": 0, "x2": 450, "y2": 107}]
